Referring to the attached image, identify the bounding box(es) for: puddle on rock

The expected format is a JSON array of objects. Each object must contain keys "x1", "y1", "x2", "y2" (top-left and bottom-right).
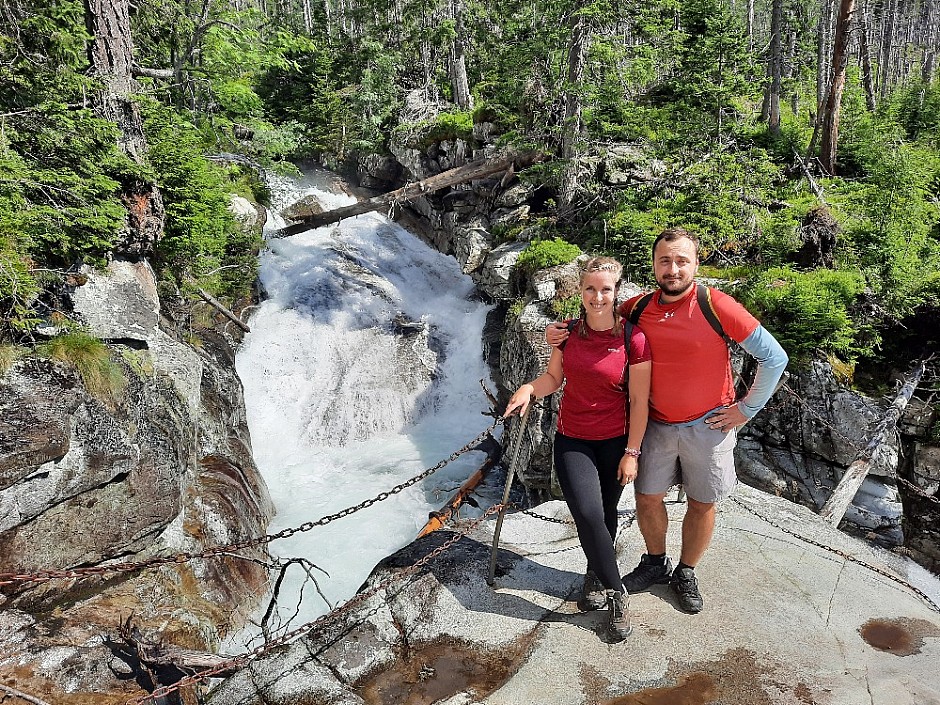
[
  {"x1": 600, "y1": 672, "x2": 718, "y2": 705},
  {"x1": 356, "y1": 640, "x2": 517, "y2": 705},
  {"x1": 859, "y1": 617, "x2": 940, "y2": 656}
]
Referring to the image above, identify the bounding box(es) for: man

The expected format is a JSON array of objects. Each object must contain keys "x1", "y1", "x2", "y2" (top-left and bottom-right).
[{"x1": 547, "y1": 228, "x2": 788, "y2": 613}]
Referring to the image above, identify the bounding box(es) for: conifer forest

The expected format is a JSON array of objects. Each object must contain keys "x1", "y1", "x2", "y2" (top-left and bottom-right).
[{"x1": 2, "y1": 0, "x2": 940, "y2": 393}]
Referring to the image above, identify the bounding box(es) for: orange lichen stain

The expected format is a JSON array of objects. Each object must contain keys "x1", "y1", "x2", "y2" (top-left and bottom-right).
[{"x1": 600, "y1": 672, "x2": 718, "y2": 705}]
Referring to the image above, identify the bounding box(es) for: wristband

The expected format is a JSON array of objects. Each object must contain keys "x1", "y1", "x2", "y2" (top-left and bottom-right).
[{"x1": 623, "y1": 447, "x2": 641, "y2": 457}]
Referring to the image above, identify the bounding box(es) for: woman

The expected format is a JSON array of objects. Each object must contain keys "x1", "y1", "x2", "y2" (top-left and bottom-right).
[{"x1": 504, "y1": 256, "x2": 651, "y2": 642}]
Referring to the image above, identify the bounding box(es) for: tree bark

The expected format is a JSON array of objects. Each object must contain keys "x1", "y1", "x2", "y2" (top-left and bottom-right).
[
  {"x1": 819, "y1": 359, "x2": 927, "y2": 526},
  {"x1": 816, "y1": 0, "x2": 835, "y2": 125},
  {"x1": 819, "y1": 0, "x2": 856, "y2": 175},
  {"x1": 558, "y1": 7, "x2": 589, "y2": 215},
  {"x1": 767, "y1": 0, "x2": 784, "y2": 133},
  {"x1": 449, "y1": 0, "x2": 473, "y2": 110},
  {"x1": 877, "y1": 0, "x2": 897, "y2": 98},
  {"x1": 84, "y1": 0, "x2": 165, "y2": 256},
  {"x1": 859, "y1": 2, "x2": 877, "y2": 110}
]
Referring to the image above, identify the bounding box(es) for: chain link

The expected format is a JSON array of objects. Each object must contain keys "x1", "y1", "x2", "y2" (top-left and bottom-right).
[
  {"x1": 0, "y1": 421, "x2": 503, "y2": 587},
  {"x1": 729, "y1": 496, "x2": 940, "y2": 613},
  {"x1": 896, "y1": 476, "x2": 940, "y2": 507},
  {"x1": 520, "y1": 509, "x2": 576, "y2": 526},
  {"x1": 128, "y1": 504, "x2": 506, "y2": 705}
]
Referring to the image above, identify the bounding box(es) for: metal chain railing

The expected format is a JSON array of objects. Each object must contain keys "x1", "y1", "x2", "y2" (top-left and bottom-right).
[
  {"x1": 128, "y1": 504, "x2": 506, "y2": 705},
  {"x1": 0, "y1": 420, "x2": 503, "y2": 587},
  {"x1": 520, "y1": 509, "x2": 576, "y2": 526},
  {"x1": 729, "y1": 496, "x2": 940, "y2": 613},
  {"x1": 896, "y1": 476, "x2": 940, "y2": 507}
]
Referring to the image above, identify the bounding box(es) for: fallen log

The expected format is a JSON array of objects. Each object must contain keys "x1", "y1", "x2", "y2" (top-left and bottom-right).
[
  {"x1": 417, "y1": 456, "x2": 496, "y2": 538},
  {"x1": 819, "y1": 359, "x2": 928, "y2": 526},
  {"x1": 269, "y1": 150, "x2": 543, "y2": 239}
]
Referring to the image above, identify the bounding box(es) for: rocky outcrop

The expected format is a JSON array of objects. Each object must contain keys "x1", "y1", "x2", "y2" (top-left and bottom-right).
[
  {"x1": 0, "y1": 260, "x2": 274, "y2": 701},
  {"x1": 204, "y1": 485, "x2": 940, "y2": 704}
]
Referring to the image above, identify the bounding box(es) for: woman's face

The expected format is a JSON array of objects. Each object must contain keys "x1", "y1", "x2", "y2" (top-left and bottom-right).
[{"x1": 580, "y1": 270, "x2": 619, "y2": 320}]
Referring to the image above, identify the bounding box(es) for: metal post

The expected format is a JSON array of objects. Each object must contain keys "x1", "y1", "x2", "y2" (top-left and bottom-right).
[{"x1": 486, "y1": 404, "x2": 532, "y2": 586}]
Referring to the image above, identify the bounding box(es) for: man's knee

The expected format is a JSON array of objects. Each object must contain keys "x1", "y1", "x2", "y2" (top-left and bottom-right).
[
  {"x1": 635, "y1": 492, "x2": 667, "y2": 510},
  {"x1": 685, "y1": 497, "x2": 715, "y2": 517}
]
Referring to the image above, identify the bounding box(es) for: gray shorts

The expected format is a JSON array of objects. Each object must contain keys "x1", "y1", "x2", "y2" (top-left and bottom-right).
[{"x1": 635, "y1": 418, "x2": 738, "y2": 503}]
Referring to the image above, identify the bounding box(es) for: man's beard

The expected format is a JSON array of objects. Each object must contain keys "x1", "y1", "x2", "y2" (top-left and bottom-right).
[{"x1": 657, "y1": 277, "x2": 693, "y2": 297}]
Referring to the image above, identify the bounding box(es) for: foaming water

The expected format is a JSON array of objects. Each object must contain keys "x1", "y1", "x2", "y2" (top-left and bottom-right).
[{"x1": 227, "y1": 169, "x2": 497, "y2": 650}]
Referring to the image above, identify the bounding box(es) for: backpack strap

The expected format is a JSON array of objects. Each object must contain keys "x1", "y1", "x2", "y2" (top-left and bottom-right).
[
  {"x1": 626, "y1": 293, "x2": 654, "y2": 325},
  {"x1": 558, "y1": 318, "x2": 580, "y2": 351},
  {"x1": 696, "y1": 283, "x2": 734, "y2": 347}
]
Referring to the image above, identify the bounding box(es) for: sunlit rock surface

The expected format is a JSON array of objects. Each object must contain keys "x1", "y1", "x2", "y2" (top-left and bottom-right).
[
  {"x1": 0, "y1": 260, "x2": 273, "y2": 701},
  {"x1": 207, "y1": 484, "x2": 940, "y2": 705}
]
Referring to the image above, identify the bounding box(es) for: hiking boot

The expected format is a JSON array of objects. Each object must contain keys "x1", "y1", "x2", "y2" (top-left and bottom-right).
[
  {"x1": 670, "y1": 566, "x2": 704, "y2": 613},
  {"x1": 605, "y1": 590, "x2": 632, "y2": 641},
  {"x1": 577, "y1": 570, "x2": 606, "y2": 611},
  {"x1": 622, "y1": 554, "x2": 673, "y2": 593}
]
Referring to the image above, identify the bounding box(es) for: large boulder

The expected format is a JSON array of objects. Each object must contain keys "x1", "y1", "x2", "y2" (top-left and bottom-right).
[{"x1": 0, "y1": 260, "x2": 274, "y2": 702}]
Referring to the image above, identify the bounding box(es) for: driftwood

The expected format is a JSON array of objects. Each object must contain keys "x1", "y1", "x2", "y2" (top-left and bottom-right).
[
  {"x1": 185, "y1": 276, "x2": 251, "y2": 332},
  {"x1": 417, "y1": 456, "x2": 496, "y2": 538},
  {"x1": 819, "y1": 359, "x2": 928, "y2": 526},
  {"x1": 269, "y1": 150, "x2": 543, "y2": 239},
  {"x1": 116, "y1": 617, "x2": 239, "y2": 681}
]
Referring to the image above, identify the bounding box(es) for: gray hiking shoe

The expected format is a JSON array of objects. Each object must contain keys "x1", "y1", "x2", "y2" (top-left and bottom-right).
[
  {"x1": 670, "y1": 566, "x2": 704, "y2": 613},
  {"x1": 577, "y1": 570, "x2": 606, "y2": 611},
  {"x1": 622, "y1": 554, "x2": 673, "y2": 592},
  {"x1": 605, "y1": 590, "x2": 632, "y2": 641}
]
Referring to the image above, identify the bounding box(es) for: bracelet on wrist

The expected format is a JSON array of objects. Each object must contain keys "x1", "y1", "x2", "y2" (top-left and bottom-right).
[{"x1": 623, "y1": 447, "x2": 641, "y2": 457}]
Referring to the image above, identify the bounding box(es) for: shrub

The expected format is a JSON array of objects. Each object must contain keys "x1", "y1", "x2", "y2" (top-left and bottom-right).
[
  {"x1": 516, "y1": 237, "x2": 581, "y2": 273},
  {"x1": 38, "y1": 332, "x2": 126, "y2": 404},
  {"x1": 551, "y1": 295, "x2": 582, "y2": 320},
  {"x1": 738, "y1": 267, "x2": 866, "y2": 362}
]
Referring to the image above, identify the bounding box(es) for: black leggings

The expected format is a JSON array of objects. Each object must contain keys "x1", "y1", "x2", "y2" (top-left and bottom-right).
[{"x1": 554, "y1": 432, "x2": 626, "y2": 592}]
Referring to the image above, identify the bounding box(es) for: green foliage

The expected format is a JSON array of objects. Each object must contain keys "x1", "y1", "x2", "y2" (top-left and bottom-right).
[
  {"x1": 39, "y1": 332, "x2": 127, "y2": 404},
  {"x1": 143, "y1": 107, "x2": 241, "y2": 287},
  {"x1": 516, "y1": 238, "x2": 581, "y2": 273},
  {"x1": 0, "y1": 234, "x2": 41, "y2": 339},
  {"x1": 0, "y1": 344, "x2": 25, "y2": 374},
  {"x1": 738, "y1": 267, "x2": 867, "y2": 362},
  {"x1": 0, "y1": 105, "x2": 141, "y2": 267},
  {"x1": 551, "y1": 295, "x2": 582, "y2": 320}
]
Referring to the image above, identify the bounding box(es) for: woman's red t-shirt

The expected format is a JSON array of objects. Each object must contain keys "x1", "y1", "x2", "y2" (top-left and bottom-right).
[{"x1": 557, "y1": 321, "x2": 651, "y2": 441}]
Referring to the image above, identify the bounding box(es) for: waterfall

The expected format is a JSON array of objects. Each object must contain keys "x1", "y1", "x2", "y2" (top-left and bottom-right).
[{"x1": 228, "y1": 168, "x2": 499, "y2": 649}]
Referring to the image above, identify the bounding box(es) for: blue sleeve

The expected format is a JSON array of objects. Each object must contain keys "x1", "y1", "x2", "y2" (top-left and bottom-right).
[{"x1": 736, "y1": 325, "x2": 789, "y2": 419}]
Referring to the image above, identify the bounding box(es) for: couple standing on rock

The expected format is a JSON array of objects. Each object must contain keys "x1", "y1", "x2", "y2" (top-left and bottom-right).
[{"x1": 503, "y1": 227, "x2": 789, "y2": 641}]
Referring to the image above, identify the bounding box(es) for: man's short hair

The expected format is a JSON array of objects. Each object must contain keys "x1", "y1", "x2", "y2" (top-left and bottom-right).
[{"x1": 652, "y1": 227, "x2": 699, "y2": 258}]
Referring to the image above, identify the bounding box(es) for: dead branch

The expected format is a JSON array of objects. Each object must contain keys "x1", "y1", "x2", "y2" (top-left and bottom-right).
[
  {"x1": 819, "y1": 359, "x2": 928, "y2": 526},
  {"x1": 0, "y1": 683, "x2": 54, "y2": 705}
]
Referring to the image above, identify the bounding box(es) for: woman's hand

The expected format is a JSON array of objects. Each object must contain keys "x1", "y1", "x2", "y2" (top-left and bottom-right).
[
  {"x1": 504, "y1": 384, "x2": 535, "y2": 417},
  {"x1": 618, "y1": 453, "x2": 638, "y2": 486},
  {"x1": 545, "y1": 322, "x2": 569, "y2": 347}
]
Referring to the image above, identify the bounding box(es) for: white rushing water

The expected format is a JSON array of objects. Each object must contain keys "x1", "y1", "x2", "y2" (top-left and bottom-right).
[{"x1": 227, "y1": 169, "x2": 499, "y2": 650}]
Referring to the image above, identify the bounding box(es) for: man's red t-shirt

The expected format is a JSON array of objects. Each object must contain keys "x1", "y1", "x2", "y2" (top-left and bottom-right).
[
  {"x1": 557, "y1": 321, "x2": 652, "y2": 440},
  {"x1": 618, "y1": 286, "x2": 759, "y2": 424}
]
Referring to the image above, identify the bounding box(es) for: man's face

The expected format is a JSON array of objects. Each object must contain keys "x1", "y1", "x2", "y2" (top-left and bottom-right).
[{"x1": 653, "y1": 236, "x2": 698, "y2": 299}]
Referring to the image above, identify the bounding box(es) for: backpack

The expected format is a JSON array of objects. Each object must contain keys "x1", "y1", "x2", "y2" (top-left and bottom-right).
[{"x1": 625, "y1": 283, "x2": 732, "y2": 345}]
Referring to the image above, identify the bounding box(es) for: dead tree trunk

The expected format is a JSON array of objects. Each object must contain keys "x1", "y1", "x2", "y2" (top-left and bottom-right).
[
  {"x1": 816, "y1": 0, "x2": 835, "y2": 125},
  {"x1": 449, "y1": 0, "x2": 473, "y2": 110},
  {"x1": 819, "y1": 0, "x2": 857, "y2": 175},
  {"x1": 765, "y1": 0, "x2": 784, "y2": 133},
  {"x1": 270, "y1": 151, "x2": 541, "y2": 239},
  {"x1": 819, "y1": 359, "x2": 927, "y2": 526},
  {"x1": 558, "y1": 8, "x2": 590, "y2": 215},
  {"x1": 859, "y1": 2, "x2": 877, "y2": 110}
]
